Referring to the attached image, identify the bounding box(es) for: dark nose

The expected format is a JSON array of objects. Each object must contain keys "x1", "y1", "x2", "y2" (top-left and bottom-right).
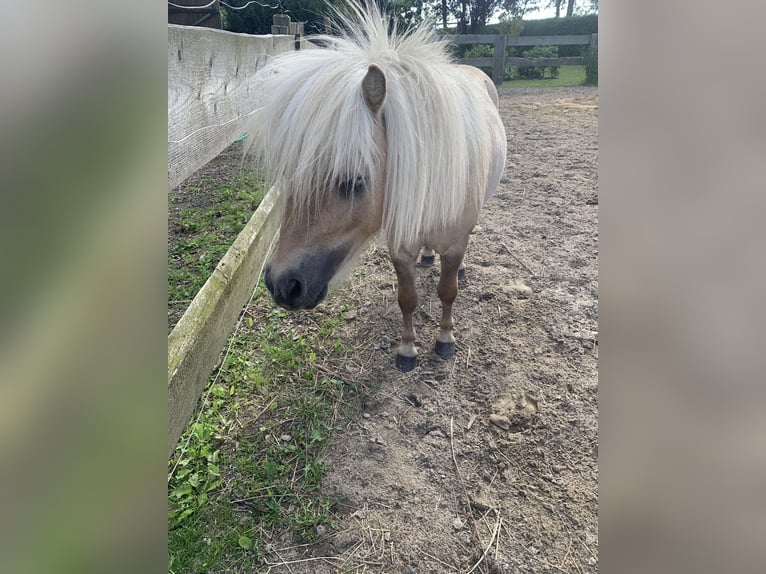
[
  {"x1": 265, "y1": 265, "x2": 308, "y2": 309},
  {"x1": 280, "y1": 278, "x2": 303, "y2": 306}
]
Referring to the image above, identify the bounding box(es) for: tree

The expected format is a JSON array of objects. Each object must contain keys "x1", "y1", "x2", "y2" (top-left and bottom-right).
[
  {"x1": 468, "y1": 0, "x2": 500, "y2": 33},
  {"x1": 381, "y1": 1, "x2": 429, "y2": 28},
  {"x1": 566, "y1": 0, "x2": 575, "y2": 17},
  {"x1": 576, "y1": 0, "x2": 598, "y2": 15},
  {"x1": 500, "y1": 1, "x2": 541, "y2": 21},
  {"x1": 221, "y1": 0, "x2": 347, "y2": 35},
  {"x1": 552, "y1": 0, "x2": 563, "y2": 18},
  {"x1": 440, "y1": 0, "x2": 542, "y2": 33}
]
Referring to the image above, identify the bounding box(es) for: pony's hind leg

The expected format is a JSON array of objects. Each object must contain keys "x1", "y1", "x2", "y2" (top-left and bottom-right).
[
  {"x1": 435, "y1": 244, "x2": 468, "y2": 359},
  {"x1": 391, "y1": 252, "x2": 419, "y2": 372},
  {"x1": 420, "y1": 247, "x2": 435, "y2": 266}
]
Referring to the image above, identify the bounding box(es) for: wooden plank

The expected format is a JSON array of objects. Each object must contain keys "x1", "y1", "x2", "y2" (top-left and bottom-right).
[
  {"x1": 492, "y1": 34, "x2": 507, "y2": 85},
  {"x1": 447, "y1": 34, "x2": 591, "y2": 47},
  {"x1": 507, "y1": 34, "x2": 591, "y2": 46},
  {"x1": 506, "y1": 57, "x2": 584, "y2": 66},
  {"x1": 168, "y1": 187, "x2": 281, "y2": 458},
  {"x1": 167, "y1": 25, "x2": 295, "y2": 190},
  {"x1": 460, "y1": 57, "x2": 493, "y2": 68},
  {"x1": 447, "y1": 34, "x2": 497, "y2": 45}
]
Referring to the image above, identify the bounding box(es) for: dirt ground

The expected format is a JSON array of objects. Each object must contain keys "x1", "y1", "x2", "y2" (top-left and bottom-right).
[{"x1": 261, "y1": 86, "x2": 599, "y2": 572}]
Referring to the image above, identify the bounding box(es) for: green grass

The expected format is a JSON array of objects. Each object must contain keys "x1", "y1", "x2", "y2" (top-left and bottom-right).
[
  {"x1": 502, "y1": 65, "x2": 587, "y2": 88},
  {"x1": 168, "y1": 171, "x2": 265, "y2": 331},
  {"x1": 168, "y1": 293, "x2": 358, "y2": 573}
]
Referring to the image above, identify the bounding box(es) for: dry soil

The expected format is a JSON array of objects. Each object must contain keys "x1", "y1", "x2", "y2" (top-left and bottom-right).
[{"x1": 260, "y1": 85, "x2": 599, "y2": 573}]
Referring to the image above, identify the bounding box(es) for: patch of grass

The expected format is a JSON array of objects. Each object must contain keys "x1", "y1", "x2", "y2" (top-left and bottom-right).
[
  {"x1": 502, "y1": 65, "x2": 586, "y2": 88},
  {"x1": 168, "y1": 291, "x2": 358, "y2": 573},
  {"x1": 168, "y1": 171, "x2": 266, "y2": 331}
]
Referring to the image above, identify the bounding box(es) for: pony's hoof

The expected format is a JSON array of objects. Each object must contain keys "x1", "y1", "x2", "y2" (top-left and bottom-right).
[
  {"x1": 458, "y1": 267, "x2": 466, "y2": 281},
  {"x1": 434, "y1": 341, "x2": 455, "y2": 359},
  {"x1": 396, "y1": 354, "x2": 417, "y2": 372},
  {"x1": 420, "y1": 254, "x2": 435, "y2": 266}
]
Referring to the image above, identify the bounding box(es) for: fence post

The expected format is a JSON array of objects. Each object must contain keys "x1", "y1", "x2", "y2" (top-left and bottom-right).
[
  {"x1": 272, "y1": 13, "x2": 290, "y2": 35},
  {"x1": 590, "y1": 33, "x2": 598, "y2": 51},
  {"x1": 492, "y1": 35, "x2": 507, "y2": 86}
]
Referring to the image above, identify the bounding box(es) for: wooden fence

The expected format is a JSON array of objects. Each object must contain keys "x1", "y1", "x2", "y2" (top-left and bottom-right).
[
  {"x1": 168, "y1": 24, "x2": 313, "y2": 458},
  {"x1": 450, "y1": 33, "x2": 598, "y2": 85}
]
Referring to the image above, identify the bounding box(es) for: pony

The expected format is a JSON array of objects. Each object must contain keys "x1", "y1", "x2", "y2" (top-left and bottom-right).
[{"x1": 246, "y1": 2, "x2": 506, "y2": 371}]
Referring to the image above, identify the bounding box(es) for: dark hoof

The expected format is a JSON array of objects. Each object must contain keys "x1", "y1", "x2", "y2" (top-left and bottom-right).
[
  {"x1": 458, "y1": 267, "x2": 466, "y2": 281},
  {"x1": 434, "y1": 340, "x2": 455, "y2": 359},
  {"x1": 420, "y1": 254, "x2": 435, "y2": 266},
  {"x1": 396, "y1": 354, "x2": 417, "y2": 372}
]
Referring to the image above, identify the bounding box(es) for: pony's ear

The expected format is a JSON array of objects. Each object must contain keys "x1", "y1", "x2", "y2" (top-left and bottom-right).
[{"x1": 362, "y1": 64, "x2": 386, "y2": 114}]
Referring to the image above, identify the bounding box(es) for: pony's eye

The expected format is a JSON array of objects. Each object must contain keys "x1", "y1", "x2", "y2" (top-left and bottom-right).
[{"x1": 339, "y1": 176, "x2": 367, "y2": 199}]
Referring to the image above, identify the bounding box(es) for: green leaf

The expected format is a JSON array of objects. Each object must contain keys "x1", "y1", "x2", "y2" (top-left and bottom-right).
[
  {"x1": 177, "y1": 508, "x2": 195, "y2": 522},
  {"x1": 238, "y1": 535, "x2": 254, "y2": 550},
  {"x1": 187, "y1": 473, "x2": 200, "y2": 488},
  {"x1": 170, "y1": 483, "x2": 192, "y2": 498},
  {"x1": 245, "y1": 317, "x2": 254, "y2": 328},
  {"x1": 211, "y1": 385, "x2": 227, "y2": 398},
  {"x1": 197, "y1": 493, "x2": 208, "y2": 507},
  {"x1": 175, "y1": 468, "x2": 192, "y2": 480},
  {"x1": 310, "y1": 429, "x2": 324, "y2": 444},
  {"x1": 207, "y1": 463, "x2": 221, "y2": 476}
]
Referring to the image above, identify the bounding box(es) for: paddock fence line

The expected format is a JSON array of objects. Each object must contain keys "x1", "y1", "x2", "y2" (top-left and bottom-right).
[
  {"x1": 168, "y1": 23, "x2": 314, "y2": 458},
  {"x1": 448, "y1": 33, "x2": 598, "y2": 85}
]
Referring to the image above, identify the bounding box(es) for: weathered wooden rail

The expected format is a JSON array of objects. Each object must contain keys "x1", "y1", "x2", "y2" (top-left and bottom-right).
[
  {"x1": 448, "y1": 33, "x2": 598, "y2": 85},
  {"x1": 168, "y1": 25, "x2": 313, "y2": 458}
]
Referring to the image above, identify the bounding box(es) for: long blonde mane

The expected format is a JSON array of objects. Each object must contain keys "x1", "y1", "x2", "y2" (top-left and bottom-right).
[{"x1": 246, "y1": 2, "x2": 497, "y2": 252}]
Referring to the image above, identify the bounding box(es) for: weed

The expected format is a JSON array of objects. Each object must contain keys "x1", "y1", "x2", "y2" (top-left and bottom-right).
[
  {"x1": 168, "y1": 171, "x2": 266, "y2": 331},
  {"x1": 168, "y1": 288, "x2": 359, "y2": 571},
  {"x1": 502, "y1": 65, "x2": 586, "y2": 88}
]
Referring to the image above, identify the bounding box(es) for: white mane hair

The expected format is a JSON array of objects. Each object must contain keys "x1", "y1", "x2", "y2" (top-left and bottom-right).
[{"x1": 246, "y1": 1, "x2": 496, "y2": 252}]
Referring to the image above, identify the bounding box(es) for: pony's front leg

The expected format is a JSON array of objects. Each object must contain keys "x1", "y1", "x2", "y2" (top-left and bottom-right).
[
  {"x1": 435, "y1": 247, "x2": 467, "y2": 359},
  {"x1": 391, "y1": 252, "x2": 419, "y2": 372}
]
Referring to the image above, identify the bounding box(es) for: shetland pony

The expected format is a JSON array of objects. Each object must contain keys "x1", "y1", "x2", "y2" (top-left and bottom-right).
[{"x1": 247, "y1": 3, "x2": 506, "y2": 371}]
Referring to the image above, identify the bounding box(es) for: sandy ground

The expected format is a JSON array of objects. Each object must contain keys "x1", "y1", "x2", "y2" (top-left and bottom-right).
[{"x1": 258, "y1": 86, "x2": 599, "y2": 573}]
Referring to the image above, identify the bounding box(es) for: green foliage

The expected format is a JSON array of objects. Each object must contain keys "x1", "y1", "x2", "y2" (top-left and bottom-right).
[
  {"x1": 502, "y1": 64, "x2": 585, "y2": 88},
  {"x1": 168, "y1": 171, "x2": 265, "y2": 330},
  {"x1": 221, "y1": 0, "x2": 429, "y2": 35},
  {"x1": 222, "y1": 0, "x2": 345, "y2": 35},
  {"x1": 460, "y1": 43, "x2": 494, "y2": 59},
  {"x1": 494, "y1": 13, "x2": 524, "y2": 38},
  {"x1": 519, "y1": 13, "x2": 598, "y2": 36},
  {"x1": 515, "y1": 45, "x2": 559, "y2": 80},
  {"x1": 517, "y1": 14, "x2": 598, "y2": 57},
  {"x1": 168, "y1": 295, "x2": 359, "y2": 571},
  {"x1": 582, "y1": 46, "x2": 598, "y2": 85}
]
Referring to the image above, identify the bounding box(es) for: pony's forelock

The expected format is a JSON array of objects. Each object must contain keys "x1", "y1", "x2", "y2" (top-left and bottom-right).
[{"x1": 247, "y1": 1, "x2": 496, "y2": 252}]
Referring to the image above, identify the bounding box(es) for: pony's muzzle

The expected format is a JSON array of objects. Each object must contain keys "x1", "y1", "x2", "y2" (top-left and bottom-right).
[
  {"x1": 264, "y1": 267, "x2": 327, "y2": 310},
  {"x1": 263, "y1": 244, "x2": 349, "y2": 310}
]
